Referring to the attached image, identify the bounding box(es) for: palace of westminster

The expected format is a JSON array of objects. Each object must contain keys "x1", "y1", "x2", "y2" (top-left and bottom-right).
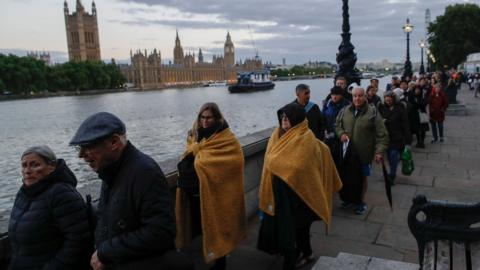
[{"x1": 63, "y1": 0, "x2": 262, "y2": 89}]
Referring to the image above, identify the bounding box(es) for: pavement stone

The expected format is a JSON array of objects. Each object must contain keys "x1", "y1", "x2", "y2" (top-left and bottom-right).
[
  {"x1": 367, "y1": 206, "x2": 409, "y2": 227},
  {"x1": 375, "y1": 224, "x2": 418, "y2": 251},
  {"x1": 419, "y1": 166, "x2": 470, "y2": 178},
  {"x1": 434, "y1": 176, "x2": 480, "y2": 189},
  {"x1": 310, "y1": 217, "x2": 382, "y2": 245},
  {"x1": 368, "y1": 256, "x2": 418, "y2": 270}
]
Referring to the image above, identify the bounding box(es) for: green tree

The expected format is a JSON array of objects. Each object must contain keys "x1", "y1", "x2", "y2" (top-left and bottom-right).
[{"x1": 428, "y1": 4, "x2": 480, "y2": 69}]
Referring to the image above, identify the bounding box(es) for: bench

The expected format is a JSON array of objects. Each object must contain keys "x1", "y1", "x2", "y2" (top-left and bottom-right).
[{"x1": 408, "y1": 194, "x2": 480, "y2": 270}]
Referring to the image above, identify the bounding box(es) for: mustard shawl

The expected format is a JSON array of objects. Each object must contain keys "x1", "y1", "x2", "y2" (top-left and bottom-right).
[
  {"x1": 176, "y1": 128, "x2": 246, "y2": 263},
  {"x1": 259, "y1": 120, "x2": 342, "y2": 229}
]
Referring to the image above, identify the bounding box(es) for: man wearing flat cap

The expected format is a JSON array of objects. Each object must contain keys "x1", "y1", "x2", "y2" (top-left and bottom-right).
[{"x1": 70, "y1": 112, "x2": 192, "y2": 270}]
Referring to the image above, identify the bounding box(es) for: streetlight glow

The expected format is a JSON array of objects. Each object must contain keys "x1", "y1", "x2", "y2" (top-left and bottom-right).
[{"x1": 403, "y1": 18, "x2": 414, "y2": 33}]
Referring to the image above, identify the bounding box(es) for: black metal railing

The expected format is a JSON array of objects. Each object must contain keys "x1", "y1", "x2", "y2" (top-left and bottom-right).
[{"x1": 408, "y1": 194, "x2": 480, "y2": 270}]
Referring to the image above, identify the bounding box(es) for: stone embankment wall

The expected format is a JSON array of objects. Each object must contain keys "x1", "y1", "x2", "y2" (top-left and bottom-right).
[{"x1": 0, "y1": 127, "x2": 275, "y2": 233}]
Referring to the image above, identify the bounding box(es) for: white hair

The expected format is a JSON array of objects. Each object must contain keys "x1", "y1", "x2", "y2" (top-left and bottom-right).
[{"x1": 352, "y1": 87, "x2": 365, "y2": 95}]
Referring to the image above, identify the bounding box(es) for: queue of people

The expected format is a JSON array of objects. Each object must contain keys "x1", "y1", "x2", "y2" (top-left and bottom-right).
[{"x1": 3, "y1": 73, "x2": 455, "y2": 270}]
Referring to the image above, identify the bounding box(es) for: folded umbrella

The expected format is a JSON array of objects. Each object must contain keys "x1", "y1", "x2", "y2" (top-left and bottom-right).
[{"x1": 381, "y1": 161, "x2": 393, "y2": 211}]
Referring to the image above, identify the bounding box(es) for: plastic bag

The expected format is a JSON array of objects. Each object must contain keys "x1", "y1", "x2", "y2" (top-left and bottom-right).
[{"x1": 401, "y1": 148, "x2": 414, "y2": 175}]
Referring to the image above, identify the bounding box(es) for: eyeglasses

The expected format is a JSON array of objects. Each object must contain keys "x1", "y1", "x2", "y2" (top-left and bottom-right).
[{"x1": 74, "y1": 139, "x2": 105, "y2": 154}]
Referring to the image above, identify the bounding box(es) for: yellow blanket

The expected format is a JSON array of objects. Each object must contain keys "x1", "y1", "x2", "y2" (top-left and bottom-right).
[
  {"x1": 259, "y1": 120, "x2": 342, "y2": 229},
  {"x1": 176, "y1": 128, "x2": 246, "y2": 263}
]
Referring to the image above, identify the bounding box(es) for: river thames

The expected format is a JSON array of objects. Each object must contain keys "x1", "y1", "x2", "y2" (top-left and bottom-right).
[{"x1": 0, "y1": 77, "x2": 390, "y2": 214}]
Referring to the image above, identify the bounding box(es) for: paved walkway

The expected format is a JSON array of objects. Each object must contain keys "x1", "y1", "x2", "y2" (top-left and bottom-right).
[{"x1": 219, "y1": 84, "x2": 480, "y2": 270}]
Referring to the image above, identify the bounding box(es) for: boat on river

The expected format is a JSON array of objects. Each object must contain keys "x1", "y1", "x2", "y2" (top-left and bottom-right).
[
  {"x1": 203, "y1": 80, "x2": 228, "y2": 87},
  {"x1": 228, "y1": 70, "x2": 275, "y2": 93}
]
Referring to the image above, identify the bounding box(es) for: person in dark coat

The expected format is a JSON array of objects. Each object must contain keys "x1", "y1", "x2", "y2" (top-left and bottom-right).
[
  {"x1": 428, "y1": 83, "x2": 449, "y2": 143},
  {"x1": 366, "y1": 85, "x2": 381, "y2": 107},
  {"x1": 8, "y1": 145, "x2": 91, "y2": 270},
  {"x1": 257, "y1": 103, "x2": 342, "y2": 270},
  {"x1": 70, "y1": 112, "x2": 192, "y2": 270},
  {"x1": 292, "y1": 83, "x2": 326, "y2": 141},
  {"x1": 386, "y1": 76, "x2": 400, "y2": 92},
  {"x1": 323, "y1": 76, "x2": 352, "y2": 104},
  {"x1": 408, "y1": 86, "x2": 429, "y2": 148},
  {"x1": 378, "y1": 91, "x2": 412, "y2": 184},
  {"x1": 322, "y1": 86, "x2": 350, "y2": 153},
  {"x1": 176, "y1": 103, "x2": 246, "y2": 270}
]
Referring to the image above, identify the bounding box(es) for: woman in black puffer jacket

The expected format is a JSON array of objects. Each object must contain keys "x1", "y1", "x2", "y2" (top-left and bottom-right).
[{"x1": 8, "y1": 145, "x2": 92, "y2": 270}]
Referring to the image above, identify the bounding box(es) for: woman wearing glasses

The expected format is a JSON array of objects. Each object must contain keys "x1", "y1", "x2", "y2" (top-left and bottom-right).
[
  {"x1": 258, "y1": 103, "x2": 342, "y2": 270},
  {"x1": 8, "y1": 145, "x2": 91, "y2": 269},
  {"x1": 176, "y1": 102, "x2": 246, "y2": 270}
]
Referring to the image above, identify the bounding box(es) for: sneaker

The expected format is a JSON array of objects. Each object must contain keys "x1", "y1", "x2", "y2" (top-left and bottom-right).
[
  {"x1": 340, "y1": 202, "x2": 354, "y2": 209},
  {"x1": 431, "y1": 139, "x2": 438, "y2": 144},
  {"x1": 354, "y1": 203, "x2": 367, "y2": 215},
  {"x1": 440, "y1": 138, "x2": 444, "y2": 142}
]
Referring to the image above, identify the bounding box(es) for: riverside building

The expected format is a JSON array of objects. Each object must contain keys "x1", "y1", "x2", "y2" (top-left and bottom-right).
[
  {"x1": 122, "y1": 32, "x2": 263, "y2": 89},
  {"x1": 64, "y1": 0, "x2": 101, "y2": 61}
]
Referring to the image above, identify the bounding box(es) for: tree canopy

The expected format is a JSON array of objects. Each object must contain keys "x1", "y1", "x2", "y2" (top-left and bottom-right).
[
  {"x1": 0, "y1": 54, "x2": 126, "y2": 94},
  {"x1": 270, "y1": 65, "x2": 334, "y2": 77},
  {"x1": 428, "y1": 3, "x2": 480, "y2": 69}
]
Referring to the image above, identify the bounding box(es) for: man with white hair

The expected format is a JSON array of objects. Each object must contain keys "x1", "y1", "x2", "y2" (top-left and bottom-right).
[{"x1": 335, "y1": 87, "x2": 389, "y2": 215}]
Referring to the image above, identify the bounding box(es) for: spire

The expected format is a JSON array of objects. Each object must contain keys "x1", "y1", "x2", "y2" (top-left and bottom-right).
[
  {"x1": 64, "y1": 0, "x2": 69, "y2": 15},
  {"x1": 198, "y1": 48, "x2": 204, "y2": 63},
  {"x1": 92, "y1": 0, "x2": 96, "y2": 15},
  {"x1": 76, "y1": 0, "x2": 85, "y2": 13},
  {"x1": 225, "y1": 31, "x2": 234, "y2": 46},
  {"x1": 175, "y1": 29, "x2": 181, "y2": 47}
]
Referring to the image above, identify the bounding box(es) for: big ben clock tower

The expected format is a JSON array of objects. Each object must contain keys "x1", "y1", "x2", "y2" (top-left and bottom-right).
[{"x1": 224, "y1": 32, "x2": 235, "y2": 68}]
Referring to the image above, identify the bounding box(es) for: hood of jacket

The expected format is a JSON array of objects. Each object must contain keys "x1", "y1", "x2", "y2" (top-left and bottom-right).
[{"x1": 277, "y1": 103, "x2": 306, "y2": 128}]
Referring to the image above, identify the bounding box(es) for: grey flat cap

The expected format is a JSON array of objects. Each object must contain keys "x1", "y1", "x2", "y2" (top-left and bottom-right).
[{"x1": 70, "y1": 112, "x2": 126, "y2": 146}]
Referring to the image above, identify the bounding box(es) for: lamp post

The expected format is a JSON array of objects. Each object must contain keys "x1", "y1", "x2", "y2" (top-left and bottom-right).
[
  {"x1": 335, "y1": 0, "x2": 361, "y2": 86},
  {"x1": 402, "y1": 18, "x2": 413, "y2": 79},
  {"x1": 419, "y1": 39, "x2": 425, "y2": 75}
]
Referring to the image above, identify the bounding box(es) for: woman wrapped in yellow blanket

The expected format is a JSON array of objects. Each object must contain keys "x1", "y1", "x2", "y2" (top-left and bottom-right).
[
  {"x1": 258, "y1": 103, "x2": 342, "y2": 270},
  {"x1": 176, "y1": 102, "x2": 246, "y2": 270}
]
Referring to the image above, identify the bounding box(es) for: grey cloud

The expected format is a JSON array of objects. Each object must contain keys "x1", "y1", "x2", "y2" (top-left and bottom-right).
[{"x1": 113, "y1": 0, "x2": 467, "y2": 62}]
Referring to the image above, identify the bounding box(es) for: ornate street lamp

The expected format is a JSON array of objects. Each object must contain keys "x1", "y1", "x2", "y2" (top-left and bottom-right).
[
  {"x1": 335, "y1": 0, "x2": 361, "y2": 86},
  {"x1": 402, "y1": 18, "x2": 413, "y2": 79},
  {"x1": 426, "y1": 48, "x2": 432, "y2": 72},
  {"x1": 419, "y1": 39, "x2": 425, "y2": 75}
]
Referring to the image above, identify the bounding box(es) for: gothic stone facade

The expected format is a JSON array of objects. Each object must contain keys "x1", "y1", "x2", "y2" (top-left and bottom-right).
[
  {"x1": 122, "y1": 32, "x2": 263, "y2": 89},
  {"x1": 64, "y1": 0, "x2": 101, "y2": 61}
]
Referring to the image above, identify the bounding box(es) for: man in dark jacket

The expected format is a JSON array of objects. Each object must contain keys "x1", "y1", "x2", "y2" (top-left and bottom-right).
[
  {"x1": 322, "y1": 86, "x2": 350, "y2": 150},
  {"x1": 292, "y1": 83, "x2": 326, "y2": 141},
  {"x1": 70, "y1": 112, "x2": 192, "y2": 270}
]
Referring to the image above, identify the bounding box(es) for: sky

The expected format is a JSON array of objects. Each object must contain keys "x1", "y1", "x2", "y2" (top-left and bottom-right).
[{"x1": 1, "y1": 0, "x2": 478, "y2": 64}]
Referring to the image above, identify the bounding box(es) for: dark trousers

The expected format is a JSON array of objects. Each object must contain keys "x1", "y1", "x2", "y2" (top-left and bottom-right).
[
  {"x1": 114, "y1": 249, "x2": 194, "y2": 270},
  {"x1": 416, "y1": 131, "x2": 426, "y2": 145},
  {"x1": 430, "y1": 121, "x2": 444, "y2": 140},
  {"x1": 283, "y1": 224, "x2": 312, "y2": 270},
  {"x1": 387, "y1": 148, "x2": 401, "y2": 177}
]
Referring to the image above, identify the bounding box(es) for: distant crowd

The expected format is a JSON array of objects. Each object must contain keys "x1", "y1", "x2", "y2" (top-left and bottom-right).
[{"x1": 1, "y1": 69, "x2": 477, "y2": 270}]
